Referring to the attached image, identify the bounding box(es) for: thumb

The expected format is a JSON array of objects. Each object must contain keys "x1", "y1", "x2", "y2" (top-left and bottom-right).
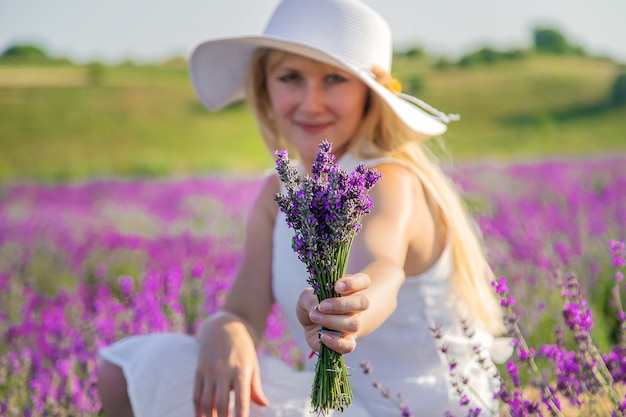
[
  {"x1": 296, "y1": 287, "x2": 318, "y2": 326},
  {"x1": 250, "y1": 364, "x2": 270, "y2": 406}
]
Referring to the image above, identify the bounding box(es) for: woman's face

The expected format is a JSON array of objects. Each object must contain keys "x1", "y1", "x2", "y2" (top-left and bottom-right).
[{"x1": 265, "y1": 53, "x2": 369, "y2": 167}]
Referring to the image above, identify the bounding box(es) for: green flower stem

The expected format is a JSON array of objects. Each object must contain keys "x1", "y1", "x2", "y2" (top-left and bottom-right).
[
  {"x1": 310, "y1": 241, "x2": 354, "y2": 414},
  {"x1": 312, "y1": 345, "x2": 353, "y2": 414}
]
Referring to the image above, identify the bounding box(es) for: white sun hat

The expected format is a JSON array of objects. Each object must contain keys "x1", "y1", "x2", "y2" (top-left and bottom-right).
[{"x1": 189, "y1": 0, "x2": 458, "y2": 136}]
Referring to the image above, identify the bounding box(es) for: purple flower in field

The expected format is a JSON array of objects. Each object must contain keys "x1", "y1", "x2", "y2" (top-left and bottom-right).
[
  {"x1": 1, "y1": 153, "x2": 625, "y2": 415},
  {"x1": 605, "y1": 348, "x2": 626, "y2": 384},
  {"x1": 165, "y1": 266, "x2": 184, "y2": 295},
  {"x1": 506, "y1": 361, "x2": 520, "y2": 387},
  {"x1": 610, "y1": 240, "x2": 626, "y2": 267},
  {"x1": 430, "y1": 323, "x2": 444, "y2": 339},
  {"x1": 554, "y1": 240, "x2": 571, "y2": 265},
  {"x1": 190, "y1": 262, "x2": 205, "y2": 279},
  {"x1": 55, "y1": 358, "x2": 72, "y2": 380},
  {"x1": 491, "y1": 277, "x2": 509, "y2": 295},
  {"x1": 562, "y1": 301, "x2": 594, "y2": 332},
  {"x1": 498, "y1": 390, "x2": 540, "y2": 416},
  {"x1": 118, "y1": 275, "x2": 134, "y2": 298},
  {"x1": 381, "y1": 387, "x2": 392, "y2": 399},
  {"x1": 264, "y1": 306, "x2": 287, "y2": 340},
  {"x1": 612, "y1": 396, "x2": 626, "y2": 417},
  {"x1": 500, "y1": 296, "x2": 516, "y2": 308},
  {"x1": 360, "y1": 360, "x2": 373, "y2": 374},
  {"x1": 518, "y1": 347, "x2": 535, "y2": 361}
]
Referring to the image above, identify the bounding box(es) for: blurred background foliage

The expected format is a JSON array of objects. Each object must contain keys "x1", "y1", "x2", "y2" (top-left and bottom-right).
[{"x1": 0, "y1": 27, "x2": 625, "y2": 182}]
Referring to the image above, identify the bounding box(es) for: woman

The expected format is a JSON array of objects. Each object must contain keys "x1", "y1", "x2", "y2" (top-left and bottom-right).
[{"x1": 98, "y1": 0, "x2": 508, "y2": 416}]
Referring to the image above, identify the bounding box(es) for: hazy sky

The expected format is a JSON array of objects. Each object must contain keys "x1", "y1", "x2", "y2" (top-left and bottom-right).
[{"x1": 2, "y1": 0, "x2": 625, "y2": 64}]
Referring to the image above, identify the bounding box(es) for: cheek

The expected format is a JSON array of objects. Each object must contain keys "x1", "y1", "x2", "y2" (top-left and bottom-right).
[
  {"x1": 267, "y1": 86, "x2": 294, "y2": 117},
  {"x1": 342, "y1": 92, "x2": 368, "y2": 125},
  {"x1": 277, "y1": 100, "x2": 294, "y2": 117},
  {"x1": 342, "y1": 86, "x2": 368, "y2": 115}
]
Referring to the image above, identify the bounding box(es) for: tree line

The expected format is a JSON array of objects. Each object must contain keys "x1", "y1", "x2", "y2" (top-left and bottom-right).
[{"x1": 3, "y1": 27, "x2": 625, "y2": 106}]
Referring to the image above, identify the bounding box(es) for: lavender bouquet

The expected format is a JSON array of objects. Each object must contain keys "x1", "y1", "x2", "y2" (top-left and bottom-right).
[{"x1": 274, "y1": 140, "x2": 381, "y2": 414}]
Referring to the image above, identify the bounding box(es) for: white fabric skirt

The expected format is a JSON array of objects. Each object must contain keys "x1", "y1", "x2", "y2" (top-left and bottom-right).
[{"x1": 99, "y1": 333, "x2": 371, "y2": 417}]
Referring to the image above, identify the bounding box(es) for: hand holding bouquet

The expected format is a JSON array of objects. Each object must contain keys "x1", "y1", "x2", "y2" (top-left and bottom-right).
[{"x1": 274, "y1": 140, "x2": 381, "y2": 414}]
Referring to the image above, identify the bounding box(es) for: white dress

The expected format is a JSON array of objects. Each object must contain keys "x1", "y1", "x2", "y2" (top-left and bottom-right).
[{"x1": 100, "y1": 154, "x2": 508, "y2": 417}]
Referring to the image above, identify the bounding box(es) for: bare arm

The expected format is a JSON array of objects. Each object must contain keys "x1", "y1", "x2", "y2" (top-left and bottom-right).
[
  {"x1": 221, "y1": 173, "x2": 280, "y2": 342},
  {"x1": 297, "y1": 162, "x2": 443, "y2": 353},
  {"x1": 194, "y1": 173, "x2": 279, "y2": 417}
]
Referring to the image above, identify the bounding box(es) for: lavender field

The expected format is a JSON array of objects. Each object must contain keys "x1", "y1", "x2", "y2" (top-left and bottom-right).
[{"x1": 1, "y1": 156, "x2": 625, "y2": 416}]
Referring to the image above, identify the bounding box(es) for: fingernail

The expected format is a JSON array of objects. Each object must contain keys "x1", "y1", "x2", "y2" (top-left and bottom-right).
[
  {"x1": 318, "y1": 301, "x2": 331, "y2": 312},
  {"x1": 309, "y1": 310, "x2": 322, "y2": 323},
  {"x1": 335, "y1": 281, "x2": 346, "y2": 292}
]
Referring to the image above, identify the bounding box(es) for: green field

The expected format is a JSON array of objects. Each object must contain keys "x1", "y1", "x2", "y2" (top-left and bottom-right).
[{"x1": 0, "y1": 55, "x2": 625, "y2": 181}]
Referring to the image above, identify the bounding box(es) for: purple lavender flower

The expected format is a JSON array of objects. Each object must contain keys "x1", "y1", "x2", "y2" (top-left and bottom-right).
[
  {"x1": 517, "y1": 347, "x2": 535, "y2": 361},
  {"x1": 118, "y1": 275, "x2": 134, "y2": 299},
  {"x1": 611, "y1": 240, "x2": 626, "y2": 268},
  {"x1": 505, "y1": 362, "x2": 520, "y2": 387},
  {"x1": 360, "y1": 360, "x2": 373, "y2": 375},
  {"x1": 401, "y1": 405, "x2": 413, "y2": 417},
  {"x1": 361, "y1": 359, "x2": 414, "y2": 417},
  {"x1": 274, "y1": 140, "x2": 381, "y2": 414},
  {"x1": 491, "y1": 276, "x2": 509, "y2": 295},
  {"x1": 613, "y1": 396, "x2": 626, "y2": 417}
]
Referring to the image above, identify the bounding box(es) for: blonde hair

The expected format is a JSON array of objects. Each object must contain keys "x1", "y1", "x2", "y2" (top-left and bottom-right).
[{"x1": 245, "y1": 48, "x2": 503, "y2": 334}]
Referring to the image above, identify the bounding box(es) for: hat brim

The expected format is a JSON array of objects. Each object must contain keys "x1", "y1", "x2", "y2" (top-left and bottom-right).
[{"x1": 189, "y1": 36, "x2": 447, "y2": 137}]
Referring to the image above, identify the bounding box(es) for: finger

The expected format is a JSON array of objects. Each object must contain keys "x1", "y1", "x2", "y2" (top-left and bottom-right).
[
  {"x1": 317, "y1": 293, "x2": 369, "y2": 315},
  {"x1": 250, "y1": 363, "x2": 270, "y2": 407},
  {"x1": 193, "y1": 373, "x2": 213, "y2": 417},
  {"x1": 233, "y1": 372, "x2": 249, "y2": 417},
  {"x1": 320, "y1": 330, "x2": 358, "y2": 354},
  {"x1": 214, "y1": 379, "x2": 232, "y2": 417},
  {"x1": 334, "y1": 273, "x2": 370, "y2": 295},
  {"x1": 315, "y1": 311, "x2": 362, "y2": 336},
  {"x1": 297, "y1": 287, "x2": 318, "y2": 312},
  {"x1": 297, "y1": 288, "x2": 321, "y2": 329}
]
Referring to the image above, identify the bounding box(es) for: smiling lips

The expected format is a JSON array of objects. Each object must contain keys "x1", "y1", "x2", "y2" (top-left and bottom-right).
[{"x1": 296, "y1": 121, "x2": 332, "y2": 134}]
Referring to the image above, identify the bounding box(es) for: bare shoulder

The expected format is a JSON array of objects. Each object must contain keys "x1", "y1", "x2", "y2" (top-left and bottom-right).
[
  {"x1": 249, "y1": 172, "x2": 281, "y2": 224},
  {"x1": 368, "y1": 161, "x2": 424, "y2": 205},
  {"x1": 365, "y1": 160, "x2": 443, "y2": 273}
]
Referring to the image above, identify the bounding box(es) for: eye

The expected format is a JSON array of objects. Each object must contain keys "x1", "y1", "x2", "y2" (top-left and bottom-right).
[
  {"x1": 325, "y1": 73, "x2": 347, "y2": 84},
  {"x1": 277, "y1": 71, "x2": 302, "y2": 83}
]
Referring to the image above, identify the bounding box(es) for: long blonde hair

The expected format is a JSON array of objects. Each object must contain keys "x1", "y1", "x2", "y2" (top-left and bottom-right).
[{"x1": 245, "y1": 48, "x2": 503, "y2": 334}]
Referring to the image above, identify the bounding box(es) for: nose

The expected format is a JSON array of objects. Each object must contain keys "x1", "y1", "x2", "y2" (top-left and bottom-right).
[{"x1": 300, "y1": 82, "x2": 325, "y2": 114}]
